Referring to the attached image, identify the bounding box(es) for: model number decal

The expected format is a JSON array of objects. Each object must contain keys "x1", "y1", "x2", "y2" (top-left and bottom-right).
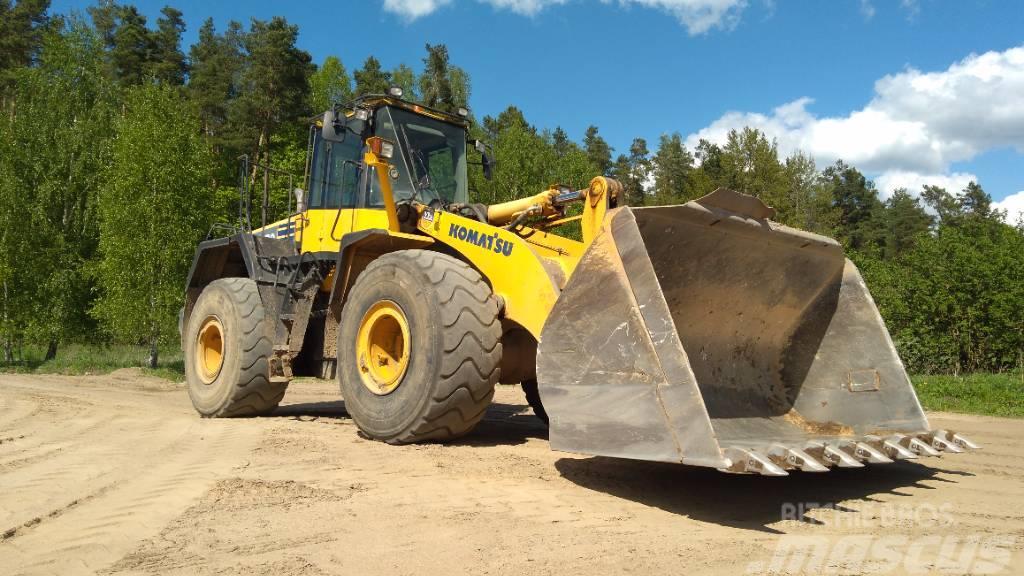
[{"x1": 448, "y1": 223, "x2": 514, "y2": 256}]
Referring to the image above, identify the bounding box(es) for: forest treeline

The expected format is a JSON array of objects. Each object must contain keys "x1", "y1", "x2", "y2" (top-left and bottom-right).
[{"x1": 0, "y1": 0, "x2": 1021, "y2": 373}]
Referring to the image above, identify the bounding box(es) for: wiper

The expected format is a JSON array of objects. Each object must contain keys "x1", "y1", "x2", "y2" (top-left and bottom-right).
[{"x1": 396, "y1": 123, "x2": 431, "y2": 200}]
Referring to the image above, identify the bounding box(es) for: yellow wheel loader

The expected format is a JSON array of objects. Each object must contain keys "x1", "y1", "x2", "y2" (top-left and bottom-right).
[{"x1": 181, "y1": 91, "x2": 977, "y2": 475}]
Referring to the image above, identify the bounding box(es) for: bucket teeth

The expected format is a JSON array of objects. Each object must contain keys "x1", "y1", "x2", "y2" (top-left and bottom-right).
[
  {"x1": 931, "y1": 429, "x2": 979, "y2": 451},
  {"x1": 840, "y1": 441, "x2": 894, "y2": 464},
  {"x1": 902, "y1": 435, "x2": 941, "y2": 457},
  {"x1": 924, "y1": 431, "x2": 963, "y2": 453},
  {"x1": 864, "y1": 434, "x2": 918, "y2": 460},
  {"x1": 947, "y1": 431, "x2": 980, "y2": 450},
  {"x1": 768, "y1": 445, "x2": 829, "y2": 473},
  {"x1": 805, "y1": 442, "x2": 863, "y2": 468},
  {"x1": 721, "y1": 448, "x2": 789, "y2": 476},
  {"x1": 715, "y1": 429, "x2": 972, "y2": 477},
  {"x1": 882, "y1": 435, "x2": 918, "y2": 460}
]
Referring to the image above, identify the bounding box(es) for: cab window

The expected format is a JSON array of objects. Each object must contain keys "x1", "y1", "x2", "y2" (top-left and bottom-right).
[
  {"x1": 308, "y1": 132, "x2": 362, "y2": 209},
  {"x1": 368, "y1": 106, "x2": 468, "y2": 208}
]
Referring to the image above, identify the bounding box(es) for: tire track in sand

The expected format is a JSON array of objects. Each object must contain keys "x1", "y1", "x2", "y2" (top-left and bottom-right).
[{"x1": 0, "y1": 419, "x2": 259, "y2": 576}]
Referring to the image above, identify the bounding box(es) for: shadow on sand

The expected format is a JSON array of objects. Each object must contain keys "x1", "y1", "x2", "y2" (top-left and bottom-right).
[
  {"x1": 269, "y1": 394, "x2": 961, "y2": 533},
  {"x1": 270, "y1": 398, "x2": 548, "y2": 447},
  {"x1": 555, "y1": 455, "x2": 972, "y2": 533}
]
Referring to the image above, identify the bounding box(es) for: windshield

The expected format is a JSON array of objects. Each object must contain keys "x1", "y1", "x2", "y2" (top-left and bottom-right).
[{"x1": 371, "y1": 106, "x2": 468, "y2": 207}]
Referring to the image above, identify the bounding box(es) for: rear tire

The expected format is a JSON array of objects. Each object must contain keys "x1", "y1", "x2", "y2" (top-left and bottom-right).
[
  {"x1": 521, "y1": 379, "x2": 549, "y2": 426},
  {"x1": 338, "y1": 250, "x2": 502, "y2": 443},
  {"x1": 186, "y1": 278, "x2": 286, "y2": 417}
]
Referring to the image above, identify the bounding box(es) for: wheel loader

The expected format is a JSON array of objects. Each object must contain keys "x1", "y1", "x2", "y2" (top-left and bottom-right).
[{"x1": 181, "y1": 90, "x2": 977, "y2": 476}]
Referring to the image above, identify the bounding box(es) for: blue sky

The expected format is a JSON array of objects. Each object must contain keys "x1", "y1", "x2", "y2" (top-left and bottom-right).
[{"x1": 51, "y1": 0, "x2": 1024, "y2": 217}]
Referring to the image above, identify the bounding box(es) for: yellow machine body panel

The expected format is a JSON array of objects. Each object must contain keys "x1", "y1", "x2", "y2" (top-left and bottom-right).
[
  {"x1": 294, "y1": 208, "x2": 392, "y2": 253},
  {"x1": 415, "y1": 208, "x2": 578, "y2": 339}
]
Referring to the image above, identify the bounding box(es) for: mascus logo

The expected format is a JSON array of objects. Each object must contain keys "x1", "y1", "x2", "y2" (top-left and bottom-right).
[{"x1": 448, "y1": 223, "x2": 514, "y2": 256}]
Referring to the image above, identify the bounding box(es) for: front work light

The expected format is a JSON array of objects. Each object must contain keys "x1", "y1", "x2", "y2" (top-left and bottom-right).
[
  {"x1": 388, "y1": 86, "x2": 404, "y2": 98},
  {"x1": 366, "y1": 136, "x2": 395, "y2": 160}
]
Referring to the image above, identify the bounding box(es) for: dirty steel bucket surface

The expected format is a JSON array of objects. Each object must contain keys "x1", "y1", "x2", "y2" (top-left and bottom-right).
[{"x1": 536, "y1": 189, "x2": 976, "y2": 475}]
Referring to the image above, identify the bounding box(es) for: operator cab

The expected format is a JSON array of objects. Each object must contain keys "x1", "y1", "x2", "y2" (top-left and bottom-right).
[{"x1": 307, "y1": 96, "x2": 472, "y2": 213}]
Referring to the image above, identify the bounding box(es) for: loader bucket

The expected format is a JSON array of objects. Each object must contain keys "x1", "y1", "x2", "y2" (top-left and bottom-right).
[{"x1": 536, "y1": 189, "x2": 977, "y2": 475}]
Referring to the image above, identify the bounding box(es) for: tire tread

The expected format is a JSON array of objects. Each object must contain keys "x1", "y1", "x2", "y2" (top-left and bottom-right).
[
  {"x1": 351, "y1": 250, "x2": 501, "y2": 443},
  {"x1": 194, "y1": 277, "x2": 287, "y2": 418}
]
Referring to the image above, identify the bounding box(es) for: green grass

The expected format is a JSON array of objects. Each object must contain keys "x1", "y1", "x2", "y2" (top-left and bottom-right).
[
  {"x1": 3, "y1": 343, "x2": 1021, "y2": 418},
  {"x1": 912, "y1": 372, "x2": 1024, "y2": 418},
  {"x1": 1, "y1": 342, "x2": 184, "y2": 381}
]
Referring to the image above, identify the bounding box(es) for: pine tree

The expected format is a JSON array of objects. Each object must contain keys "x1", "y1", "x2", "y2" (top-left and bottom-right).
[
  {"x1": 651, "y1": 132, "x2": 693, "y2": 204},
  {"x1": 882, "y1": 188, "x2": 932, "y2": 259},
  {"x1": 231, "y1": 17, "x2": 313, "y2": 169},
  {"x1": 625, "y1": 137, "x2": 651, "y2": 205},
  {"x1": 419, "y1": 43, "x2": 452, "y2": 109},
  {"x1": 88, "y1": 0, "x2": 117, "y2": 45},
  {"x1": 188, "y1": 18, "x2": 242, "y2": 140},
  {"x1": 109, "y1": 5, "x2": 154, "y2": 86},
  {"x1": 150, "y1": 6, "x2": 186, "y2": 85},
  {"x1": 921, "y1": 184, "x2": 962, "y2": 227},
  {"x1": 694, "y1": 138, "x2": 724, "y2": 185},
  {"x1": 0, "y1": 0, "x2": 54, "y2": 98},
  {"x1": 551, "y1": 127, "x2": 570, "y2": 158},
  {"x1": 822, "y1": 160, "x2": 884, "y2": 251},
  {"x1": 611, "y1": 138, "x2": 650, "y2": 206},
  {"x1": 960, "y1": 181, "x2": 994, "y2": 220},
  {"x1": 583, "y1": 125, "x2": 612, "y2": 175},
  {"x1": 610, "y1": 154, "x2": 630, "y2": 189},
  {"x1": 354, "y1": 56, "x2": 391, "y2": 97}
]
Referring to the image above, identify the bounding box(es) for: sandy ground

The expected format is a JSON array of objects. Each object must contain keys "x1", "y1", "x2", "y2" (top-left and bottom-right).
[{"x1": 0, "y1": 370, "x2": 1022, "y2": 576}]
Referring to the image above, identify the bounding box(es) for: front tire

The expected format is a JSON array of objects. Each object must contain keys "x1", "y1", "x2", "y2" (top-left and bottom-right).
[
  {"x1": 338, "y1": 250, "x2": 502, "y2": 443},
  {"x1": 186, "y1": 278, "x2": 287, "y2": 417}
]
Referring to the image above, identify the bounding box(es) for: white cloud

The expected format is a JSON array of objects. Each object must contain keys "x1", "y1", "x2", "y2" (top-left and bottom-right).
[
  {"x1": 994, "y1": 191, "x2": 1024, "y2": 224},
  {"x1": 859, "y1": 0, "x2": 875, "y2": 20},
  {"x1": 685, "y1": 45, "x2": 1024, "y2": 197},
  {"x1": 382, "y1": 0, "x2": 748, "y2": 33},
  {"x1": 873, "y1": 171, "x2": 978, "y2": 200},
  {"x1": 610, "y1": 0, "x2": 747, "y2": 34},
  {"x1": 481, "y1": 0, "x2": 568, "y2": 16},
  {"x1": 900, "y1": 0, "x2": 920, "y2": 20},
  {"x1": 383, "y1": 0, "x2": 452, "y2": 20},
  {"x1": 862, "y1": 0, "x2": 922, "y2": 23}
]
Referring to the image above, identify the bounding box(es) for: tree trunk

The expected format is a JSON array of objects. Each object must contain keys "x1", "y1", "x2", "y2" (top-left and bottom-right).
[
  {"x1": 2, "y1": 280, "x2": 9, "y2": 363},
  {"x1": 147, "y1": 336, "x2": 159, "y2": 369},
  {"x1": 44, "y1": 339, "x2": 58, "y2": 361}
]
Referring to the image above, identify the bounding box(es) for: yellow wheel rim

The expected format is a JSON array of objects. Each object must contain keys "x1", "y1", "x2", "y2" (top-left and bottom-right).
[
  {"x1": 356, "y1": 300, "x2": 410, "y2": 395},
  {"x1": 196, "y1": 316, "x2": 224, "y2": 384}
]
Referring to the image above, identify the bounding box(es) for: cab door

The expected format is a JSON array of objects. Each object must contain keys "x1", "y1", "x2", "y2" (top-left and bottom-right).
[{"x1": 301, "y1": 130, "x2": 366, "y2": 253}]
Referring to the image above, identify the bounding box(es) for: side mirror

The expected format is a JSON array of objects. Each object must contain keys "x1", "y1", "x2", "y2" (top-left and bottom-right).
[
  {"x1": 294, "y1": 188, "x2": 306, "y2": 213},
  {"x1": 481, "y1": 151, "x2": 493, "y2": 181},
  {"x1": 322, "y1": 110, "x2": 344, "y2": 142},
  {"x1": 472, "y1": 139, "x2": 494, "y2": 181}
]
